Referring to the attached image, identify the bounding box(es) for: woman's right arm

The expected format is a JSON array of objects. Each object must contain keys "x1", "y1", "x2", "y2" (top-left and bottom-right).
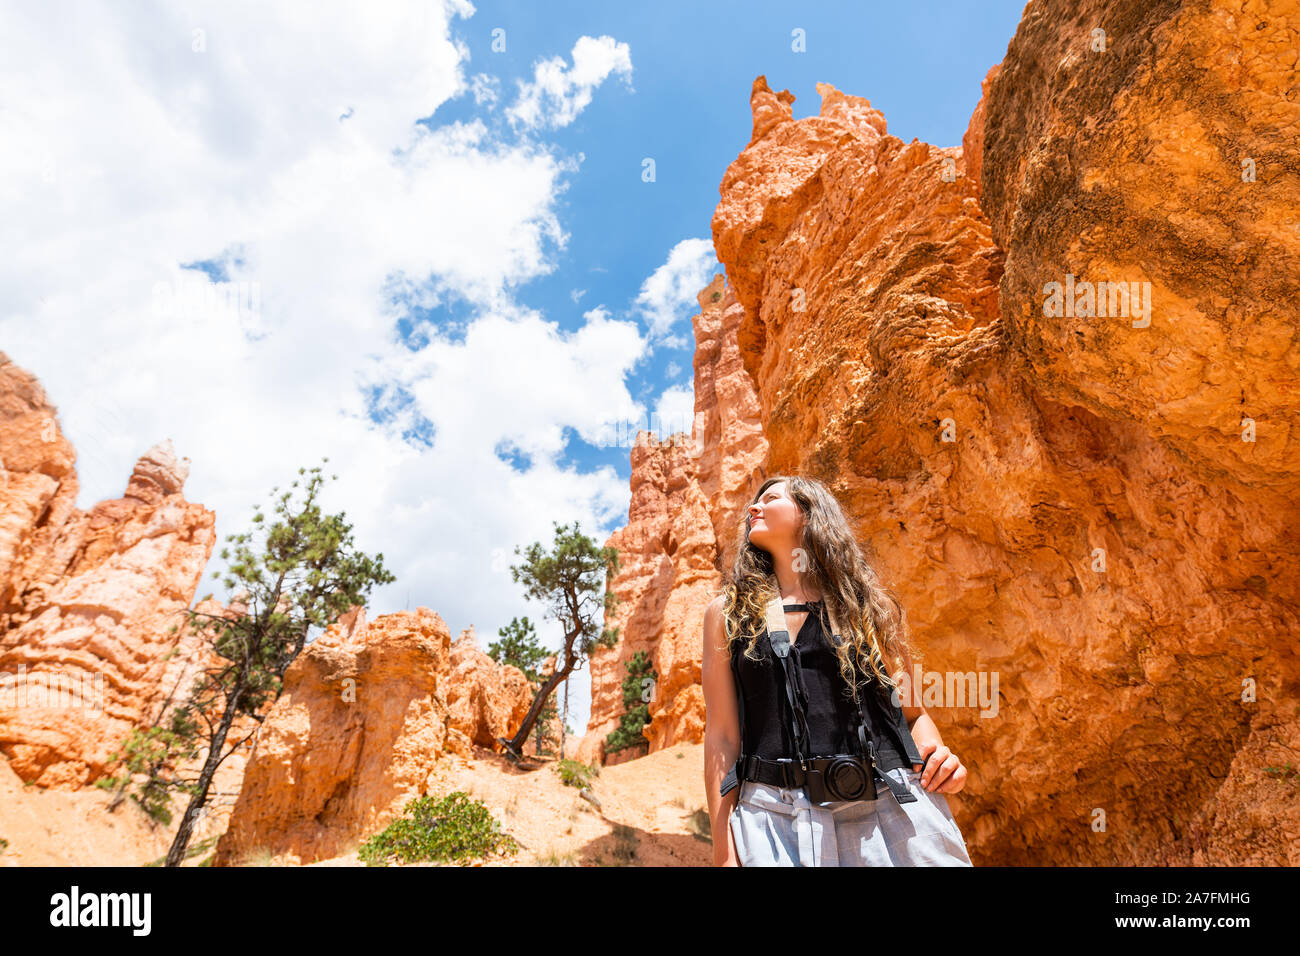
[{"x1": 702, "y1": 594, "x2": 742, "y2": 866}]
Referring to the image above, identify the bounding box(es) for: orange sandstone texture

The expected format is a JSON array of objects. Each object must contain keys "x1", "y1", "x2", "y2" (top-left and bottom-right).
[
  {"x1": 213, "y1": 609, "x2": 535, "y2": 865},
  {"x1": 0, "y1": 352, "x2": 221, "y2": 787},
  {"x1": 446, "y1": 625, "x2": 535, "y2": 750},
  {"x1": 691, "y1": 275, "x2": 773, "y2": 577},
  {"x1": 980, "y1": 0, "x2": 1300, "y2": 493},
  {"x1": 967, "y1": 0, "x2": 1300, "y2": 866},
  {"x1": 573, "y1": 434, "x2": 715, "y2": 766},
  {"x1": 960, "y1": 63, "x2": 1000, "y2": 204}
]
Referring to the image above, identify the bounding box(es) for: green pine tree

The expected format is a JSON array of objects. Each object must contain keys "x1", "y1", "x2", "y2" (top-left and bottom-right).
[
  {"x1": 498, "y1": 521, "x2": 621, "y2": 759},
  {"x1": 101, "y1": 461, "x2": 395, "y2": 867},
  {"x1": 604, "y1": 650, "x2": 658, "y2": 754}
]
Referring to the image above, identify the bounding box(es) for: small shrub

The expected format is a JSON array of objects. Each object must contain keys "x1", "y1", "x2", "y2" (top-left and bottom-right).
[
  {"x1": 357, "y1": 791, "x2": 518, "y2": 867},
  {"x1": 555, "y1": 758, "x2": 598, "y2": 789}
]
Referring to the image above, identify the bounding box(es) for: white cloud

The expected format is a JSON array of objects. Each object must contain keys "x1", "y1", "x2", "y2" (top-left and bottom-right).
[
  {"x1": 506, "y1": 35, "x2": 633, "y2": 131},
  {"x1": 633, "y1": 237, "x2": 720, "y2": 347},
  {"x1": 469, "y1": 73, "x2": 500, "y2": 107},
  {"x1": 0, "y1": 1, "x2": 645, "y2": 736}
]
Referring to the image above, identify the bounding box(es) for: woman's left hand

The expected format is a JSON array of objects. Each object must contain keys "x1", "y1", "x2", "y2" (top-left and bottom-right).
[{"x1": 913, "y1": 744, "x2": 966, "y2": 794}]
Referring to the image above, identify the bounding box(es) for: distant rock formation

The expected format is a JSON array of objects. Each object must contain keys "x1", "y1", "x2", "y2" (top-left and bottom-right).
[
  {"x1": 213, "y1": 608, "x2": 535, "y2": 865},
  {"x1": 446, "y1": 624, "x2": 536, "y2": 751},
  {"x1": 0, "y1": 352, "x2": 219, "y2": 787}
]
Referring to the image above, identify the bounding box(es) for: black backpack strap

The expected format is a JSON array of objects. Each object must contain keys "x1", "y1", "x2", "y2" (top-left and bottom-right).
[
  {"x1": 720, "y1": 765, "x2": 738, "y2": 797},
  {"x1": 722, "y1": 582, "x2": 811, "y2": 799}
]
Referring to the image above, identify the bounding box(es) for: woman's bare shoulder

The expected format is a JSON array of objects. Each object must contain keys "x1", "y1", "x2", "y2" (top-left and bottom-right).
[{"x1": 703, "y1": 594, "x2": 727, "y2": 639}]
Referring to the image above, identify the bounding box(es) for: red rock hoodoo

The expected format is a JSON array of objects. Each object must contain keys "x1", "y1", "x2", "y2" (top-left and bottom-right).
[{"x1": 0, "y1": 352, "x2": 220, "y2": 788}]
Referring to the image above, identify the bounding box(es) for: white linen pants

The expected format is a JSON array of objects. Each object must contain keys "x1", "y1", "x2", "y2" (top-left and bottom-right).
[{"x1": 728, "y1": 765, "x2": 973, "y2": 866}]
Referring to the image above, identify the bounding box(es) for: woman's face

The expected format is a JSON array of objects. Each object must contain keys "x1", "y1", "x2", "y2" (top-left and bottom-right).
[{"x1": 747, "y1": 481, "x2": 804, "y2": 555}]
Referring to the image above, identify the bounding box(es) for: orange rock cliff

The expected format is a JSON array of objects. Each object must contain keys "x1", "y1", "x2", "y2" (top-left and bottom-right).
[{"x1": 213, "y1": 609, "x2": 535, "y2": 865}]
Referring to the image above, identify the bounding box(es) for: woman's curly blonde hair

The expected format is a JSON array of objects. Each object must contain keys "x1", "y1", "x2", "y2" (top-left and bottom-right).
[{"x1": 721, "y1": 475, "x2": 918, "y2": 712}]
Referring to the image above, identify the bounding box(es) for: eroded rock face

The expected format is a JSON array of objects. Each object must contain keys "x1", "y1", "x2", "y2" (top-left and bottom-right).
[
  {"x1": 0, "y1": 352, "x2": 219, "y2": 787},
  {"x1": 961, "y1": 63, "x2": 1000, "y2": 204},
  {"x1": 964, "y1": 0, "x2": 1300, "y2": 866},
  {"x1": 213, "y1": 609, "x2": 535, "y2": 865},
  {"x1": 691, "y1": 275, "x2": 773, "y2": 577},
  {"x1": 447, "y1": 626, "x2": 535, "y2": 749},
  {"x1": 981, "y1": 0, "x2": 1300, "y2": 493},
  {"x1": 587, "y1": 0, "x2": 1299, "y2": 866},
  {"x1": 573, "y1": 435, "x2": 715, "y2": 765}
]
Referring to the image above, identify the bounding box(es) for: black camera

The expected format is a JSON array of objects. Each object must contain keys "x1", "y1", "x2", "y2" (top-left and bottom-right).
[{"x1": 802, "y1": 754, "x2": 878, "y2": 803}]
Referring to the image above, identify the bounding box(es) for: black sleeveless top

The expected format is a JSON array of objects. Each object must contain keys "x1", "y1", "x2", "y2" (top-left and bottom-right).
[{"x1": 731, "y1": 601, "x2": 910, "y2": 771}]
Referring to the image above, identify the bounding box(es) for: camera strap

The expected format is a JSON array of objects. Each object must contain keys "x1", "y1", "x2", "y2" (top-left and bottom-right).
[
  {"x1": 763, "y1": 575, "x2": 917, "y2": 805},
  {"x1": 763, "y1": 584, "x2": 812, "y2": 765}
]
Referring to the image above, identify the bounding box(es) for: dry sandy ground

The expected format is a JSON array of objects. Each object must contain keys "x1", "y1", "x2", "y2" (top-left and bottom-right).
[
  {"x1": 0, "y1": 748, "x2": 246, "y2": 867},
  {"x1": 0, "y1": 742, "x2": 715, "y2": 868}
]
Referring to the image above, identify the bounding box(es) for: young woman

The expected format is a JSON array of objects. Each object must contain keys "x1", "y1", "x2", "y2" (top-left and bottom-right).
[{"x1": 703, "y1": 475, "x2": 974, "y2": 866}]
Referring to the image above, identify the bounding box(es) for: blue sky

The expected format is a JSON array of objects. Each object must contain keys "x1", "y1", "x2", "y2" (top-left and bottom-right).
[{"x1": 0, "y1": 0, "x2": 1025, "y2": 738}]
